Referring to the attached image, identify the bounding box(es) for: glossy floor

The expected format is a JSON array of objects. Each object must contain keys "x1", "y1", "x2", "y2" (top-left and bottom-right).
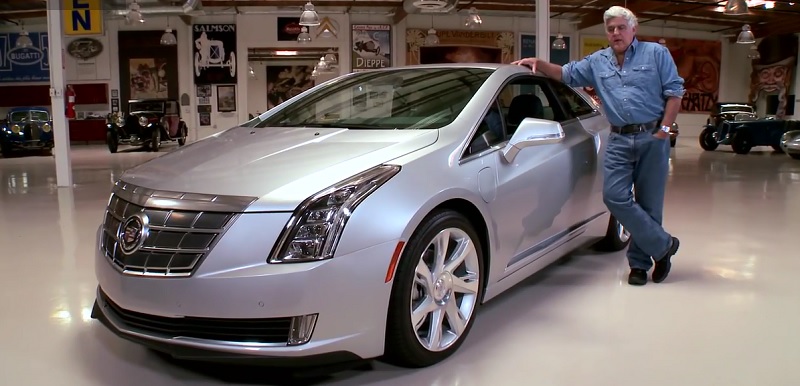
[{"x1": 1, "y1": 141, "x2": 799, "y2": 386}]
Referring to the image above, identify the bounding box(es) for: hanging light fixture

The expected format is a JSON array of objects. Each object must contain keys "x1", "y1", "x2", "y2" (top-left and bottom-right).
[
  {"x1": 464, "y1": 7, "x2": 482, "y2": 29},
  {"x1": 551, "y1": 18, "x2": 566, "y2": 50},
  {"x1": 724, "y1": 0, "x2": 750, "y2": 15},
  {"x1": 15, "y1": 23, "x2": 32, "y2": 48},
  {"x1": 126, "y1": 1, "x2": 145, "y2": 24},
  {"x1": 299, "y1": 2, "x2": 320, "y2": 26},
  {"x1": 297, "y1": 27, "x2": 311, "y2": 43},
  {"x1": 323, "y1": 50, "x2": 337, "y2": 64},
  {"x1": 160, "y1": 17, "x2": 177, "y2": 46},
  {"x1": 424, "y1": 28, "x2": 440, "y2": 46},
  {"x1": 736, "y1": 24, "x2": 755, "y2": 44},
  {"x1": 658, "y1": 20, "x2": 667, "y2": 47},
  {"x1": 248, "y1": 65, "x2": 256, "y2": 78}
]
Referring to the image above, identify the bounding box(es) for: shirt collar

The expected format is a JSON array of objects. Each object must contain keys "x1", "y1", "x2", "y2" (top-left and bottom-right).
[{"x1": 601, "y1": 37, "x2": 640, "y2": 58}]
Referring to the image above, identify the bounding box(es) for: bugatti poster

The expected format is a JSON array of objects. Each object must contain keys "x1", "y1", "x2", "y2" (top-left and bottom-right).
[
  {"x1": 193, "y1": 23, "x2": 237, "y2": 84},
  {"x1": 352, "y1": 24, "x2": 391, "y2": 72}
]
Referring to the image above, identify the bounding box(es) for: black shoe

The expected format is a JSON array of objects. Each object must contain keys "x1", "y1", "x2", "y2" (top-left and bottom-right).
[
  {"x1": 652, "y1": 237, "x2": 679, "y2": 283},
  {"x1": 628, "y1": 268, "x2": 647, "y2": 285}
]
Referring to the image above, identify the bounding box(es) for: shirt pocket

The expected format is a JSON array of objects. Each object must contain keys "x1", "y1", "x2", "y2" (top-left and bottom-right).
[
  {"x1": 598, "y1": 71, "x2": 621, "y2": 90},
  {"x1": 631, "y1": 65, "x2": 655, "y2": 83}
]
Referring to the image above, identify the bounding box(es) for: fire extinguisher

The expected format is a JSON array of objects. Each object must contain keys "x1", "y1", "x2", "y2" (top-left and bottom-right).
[{"x1": 65, "y1": 84, "x2": 76, "y2": 119}]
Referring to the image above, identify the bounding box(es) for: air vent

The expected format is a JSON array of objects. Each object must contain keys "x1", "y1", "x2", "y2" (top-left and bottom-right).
[{"x1": 412, "y1": 0, "x2": 449, "y2": 10}]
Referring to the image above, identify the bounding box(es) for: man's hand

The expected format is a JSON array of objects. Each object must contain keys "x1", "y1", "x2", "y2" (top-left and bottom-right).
[
  {"x1": 511, "y1": 57, "x2": 538, "y2": 72},
  {"x1": 653, "y1": 130, "x2": 670, "y2": 140}
]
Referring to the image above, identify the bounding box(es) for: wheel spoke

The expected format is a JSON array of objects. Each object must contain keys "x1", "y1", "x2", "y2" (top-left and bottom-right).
[
  {"x1": 451, "y1": 273, "x2": 479, "y2": 295},
  {"x1": 432, "y1": 230, "x2": 450, "y2": 276},
  {"x1": 415, "y1": 258, "x2": 434, "y2": 289},
  {"x1": 445, "y1": 297, "x2": 468, "y2": 336},
  {"x1": 427, "y1": 308, "x2": 445, "y2": 350},
  {"x1": 444, "y1": 237, "x2": 472, "y2": 273},
  {"x1": 412, "y1": 298, "x2": 437, "y2": 331}
]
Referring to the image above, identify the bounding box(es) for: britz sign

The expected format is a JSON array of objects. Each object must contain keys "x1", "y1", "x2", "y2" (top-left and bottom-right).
[
  {"x1": 63, "y1": 0, "x2": 104, "y2": 35},
  {"x1": 0, "y1": 32, "x2": 50, "y2": 83}
]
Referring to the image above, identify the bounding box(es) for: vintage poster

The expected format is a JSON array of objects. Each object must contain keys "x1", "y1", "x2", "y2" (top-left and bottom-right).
[
  {"x1": 0, "y1": 32, "x2": 50, "y2": 83},
  {"x1": 129, "y1": 58, "x2": 168, "y2": 99},
  {"x1": 352, "y1": 24, "x2": 391, "y2": 72},
  {"x1": 747, "y1": 34, "x2": 798, "y2": 118},
  {"x1": 580, "y1": 35, "x2": 609, "y2": 58},
  {"x1": 405, "y1": 29, "x2": 514, "y2": 65},
  {"x1": 265, "y1": 65, "x2": 315, "y2": 110},
  {"x1": 193, "y1": 24, "x2": 237, "y2": 84}
]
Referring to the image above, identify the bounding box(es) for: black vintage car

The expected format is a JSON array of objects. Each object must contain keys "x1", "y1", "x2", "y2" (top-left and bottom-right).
[
  {"x1": 106, "y1": 98, "x2": 188, "y2": 153},
  {"x1": 699, "y1": 102, "x2": 800, "y2": 154}
]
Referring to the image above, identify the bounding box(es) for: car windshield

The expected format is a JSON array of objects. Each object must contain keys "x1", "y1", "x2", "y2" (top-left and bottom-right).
[
  {"x1": 246, "y1": 68, "x2": 493, "y2": 130},
  {"x1": 720, "y1": 105, "x2": 753, "y2": 113},
  {"x1": 30, "y1": 110, "x2": 49, "y2": 121},
  {"x1": 130, "y1": 101, "x2": 164, "y2": 113}
]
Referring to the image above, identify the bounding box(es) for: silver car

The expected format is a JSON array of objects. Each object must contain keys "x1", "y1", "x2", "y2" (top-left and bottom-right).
[
  {"x1": 780, "y1": 130, "x2": 800, "y2": 159},
  {"x1": 91, "y1": 64, "x2": 630, "y2": 368}
]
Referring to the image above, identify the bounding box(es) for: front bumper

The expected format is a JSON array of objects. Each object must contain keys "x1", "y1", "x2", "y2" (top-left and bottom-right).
[{"x1": 92, "y1": 212, "x2": 399, "y2": 365}]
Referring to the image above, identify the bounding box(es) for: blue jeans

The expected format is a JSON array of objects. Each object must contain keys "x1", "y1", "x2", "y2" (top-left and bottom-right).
[{"x1": 603, "y1": 131, "x2": 672, "y2": 270}]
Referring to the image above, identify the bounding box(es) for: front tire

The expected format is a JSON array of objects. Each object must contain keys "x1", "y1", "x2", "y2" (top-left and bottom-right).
[
  {"x1": 383, "y1": 210, "x2": 484, "y2": 368},
  {"x1": 594, "y1": 214, "x2": 631, "y2": 252},
  {"x1": 699, "y1": 127, "x2": 718, "y2": 151}
]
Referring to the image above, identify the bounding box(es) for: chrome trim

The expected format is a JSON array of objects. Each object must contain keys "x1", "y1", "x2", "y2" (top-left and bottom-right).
[{"x1": 113, "y1": 180, "x2": 258, "y2": 212}]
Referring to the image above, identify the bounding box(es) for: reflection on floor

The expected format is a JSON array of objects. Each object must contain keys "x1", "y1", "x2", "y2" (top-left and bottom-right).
[{"x1": 2, "y1": 141, "x2": 800, "y2": 386}]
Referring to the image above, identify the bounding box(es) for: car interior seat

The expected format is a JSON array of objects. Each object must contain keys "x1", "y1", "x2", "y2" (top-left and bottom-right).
[{"x1": 506, "y1": 94, "x2": 545, "y2": 134}]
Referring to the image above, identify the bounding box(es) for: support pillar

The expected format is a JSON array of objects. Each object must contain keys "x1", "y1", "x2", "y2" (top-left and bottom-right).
[
  {"x1": 536, "y1": 0, "x2": 550, "y2": 63},
  {"x1": 47, "y1": 0, "x2": 73, "y2": 188}
]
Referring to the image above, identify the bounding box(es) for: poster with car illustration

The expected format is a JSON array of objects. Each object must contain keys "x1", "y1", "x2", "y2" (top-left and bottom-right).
[
  {"x1": 352, "y1": 24, "x2": 391, "y2": 72},
  {"x1": 193, "y1": 24, "x2": 237, "y2": 84}
]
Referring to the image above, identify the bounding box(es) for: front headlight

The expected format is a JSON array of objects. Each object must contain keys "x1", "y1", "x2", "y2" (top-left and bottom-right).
[
  {"x1": 138, "y1": 116, "x2": 148, "y2": 126},
  {"x1": 11, "y1": 124, "x2": 20, "y2": 134},
  {"x1": 116, "y1": 115, "x2": 125, "y2": 126},
  {"x1": 268, "y1": 164, "x2": 401, "y2": 263},
  {"x1": 41, "y1": 123, "x2": 52, "y2": 132}
]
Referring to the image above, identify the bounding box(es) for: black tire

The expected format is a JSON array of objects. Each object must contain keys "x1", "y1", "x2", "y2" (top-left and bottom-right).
[
  {"x1": 382, "y1": 210, "x2": 484, "y2": 368},
  {"x1": 699, "y1": 127, "x2": 718, "y2": 151},
  {"x1": 670, "y1": 138, "x2": 676, "y2": 148},
  {"x1": 107, "y1": 132, "x2": 118, "y2": 153},
  {"x1": 151, "y1": 129, "x2": 161, "y2": 152},
  {"x1": 594, "y1": 214, "x2": 630, "y2": 252},
  {"x1": 731, "y1": 131, "x2": 752, "y2": 154},
  {"x1": 178, "y1": 123, "x2": 187, "y2": 146}
]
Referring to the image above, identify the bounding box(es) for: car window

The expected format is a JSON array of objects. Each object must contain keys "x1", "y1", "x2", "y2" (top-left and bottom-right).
[
  {"x1": 466, "y1": 100, "x2": 506, "y2": 156},
  {"x1": 165, "y1": 102, "x2": 178, "y2": 114},
  {"x1": 9, "y1": 112, "x2": 28, "y2": 122},
  {"x1": 248, "y1": 68, "x2": 493, "y2": 130},
  {"x1": 30, "y1": 111, "x2": 49, "y2": 121},
  {"x1": 548, "y1": 81, "x2": 596, "y2": 119},
  {"x1": 496, "y1": 76, "x2": 567, "y2": 135}
]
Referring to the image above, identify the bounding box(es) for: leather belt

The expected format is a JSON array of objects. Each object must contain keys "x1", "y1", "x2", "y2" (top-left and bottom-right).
[{"x1": 611, "y1": 120, "x2": 661, "y2": 134}]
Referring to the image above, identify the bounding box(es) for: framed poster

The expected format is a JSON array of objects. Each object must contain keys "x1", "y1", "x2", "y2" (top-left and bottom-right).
[
  {"x1": 352, "y1": 24, "x2": 391, "y2": 72},
  {"x1": 265, "y1": 65, "x2": 315, "y2": 110},
  {"x1": 216, "y1": 84, "x2": 236, "y2": 112},
  {"x1": 0, "y1": 32, "x2": 50, "y2": 83},
  {"x1": 193, "y1": 24, "x2": 237, "y2": 84}
]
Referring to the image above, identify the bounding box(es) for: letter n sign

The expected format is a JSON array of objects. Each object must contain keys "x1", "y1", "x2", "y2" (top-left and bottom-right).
[{"x1": 63, "y1": 0, "x2": 103, "y2": 35}]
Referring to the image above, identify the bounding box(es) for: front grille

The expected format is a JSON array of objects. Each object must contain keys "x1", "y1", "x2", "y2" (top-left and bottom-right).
[
  {"x1": 100, "y1": 290, "x2": 293, "y2": 344},
  {"x1": 24, "y1": 124, "x2": 41, "y2": 141},
  {"x1": 100, "y1": 181, "x2": 257, "y2": 277}
]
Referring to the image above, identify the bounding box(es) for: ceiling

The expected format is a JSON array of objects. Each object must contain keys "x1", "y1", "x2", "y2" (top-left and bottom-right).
[{"x1": 1, "y1": 0, "x2": 798, "y2": 41}]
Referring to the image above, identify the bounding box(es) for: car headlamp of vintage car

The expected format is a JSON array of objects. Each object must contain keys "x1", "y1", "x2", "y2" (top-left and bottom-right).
[
  {"x1": 268, "y1": 164, "x2": 401, "y2": 264},
  {"x1": 116, "y1": 115, "x2": 125, "y2": 126},
  {"x1": 41, "y1": 123, "x2": 52, "y2": 133},
  {"x1": 11, "y1": 124, "x2": 20, "y2": 134},
  {"x1": 138, "y1": 116, "x2": 148, "y2": 126}
]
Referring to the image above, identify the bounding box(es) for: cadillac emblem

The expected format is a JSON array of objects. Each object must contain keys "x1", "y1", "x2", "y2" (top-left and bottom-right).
[{"x1": 118, "y1": 213, "x2": 149, "y2": 255}]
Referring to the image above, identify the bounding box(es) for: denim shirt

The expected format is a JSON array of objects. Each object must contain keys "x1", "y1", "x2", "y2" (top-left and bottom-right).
[{"x1": 561, "y1": 38, "x2": 685, "y2": 127}]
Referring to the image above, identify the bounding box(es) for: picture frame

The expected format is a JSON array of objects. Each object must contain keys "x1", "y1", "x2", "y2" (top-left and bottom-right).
[{"x1": 216, "y1": 84, "x2": 236, "y2": 112}]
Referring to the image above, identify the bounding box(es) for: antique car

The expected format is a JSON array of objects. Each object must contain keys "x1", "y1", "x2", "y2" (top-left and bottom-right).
[
  {"x1": 92, "y1": 64, "x2": 636, "y2": 370},
  {"x1": 668, "y1": 122, "x2": 679, "y2": 147},
  {"x1": 705, "y1": 102, "x2": 756, "y2": 128},
  {"x1": 780, "y1": 130, "x2": 800, "y2": 159},
  {"x1": 0, "y1": 107, "x2": 54, "y2": 157},
  {"x1": 700, "y1": 111, "x2": 800, "y2": 154},
  {"x1": 106, "y1": 98, "x2": 187, "y2": 153}
]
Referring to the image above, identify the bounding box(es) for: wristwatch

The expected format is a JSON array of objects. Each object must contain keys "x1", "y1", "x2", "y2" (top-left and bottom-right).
[{"x1": 660, "y1": 125, "x2": 671, "y2": 133}]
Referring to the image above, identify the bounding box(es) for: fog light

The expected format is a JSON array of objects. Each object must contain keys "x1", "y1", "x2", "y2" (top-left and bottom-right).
[{"x1": 288, "y1": 314, "x2": 318, "y2": 346}]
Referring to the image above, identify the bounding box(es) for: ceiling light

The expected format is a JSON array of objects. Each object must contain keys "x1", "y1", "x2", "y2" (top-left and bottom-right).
[
  {"x1": 323, "y1": 51, "x2": 337, "y2": 64},
  {"x1": 736, "y1": 24, "x2": 755, "y2": 44},
  {"x1": 724, "y1": 0, "x2": 750, "y2": 15},
  {"x1": 747, "y1": 44, "x2": 760, "y2": 59},
  {"x1": 424, "y1": 28, "x2": 439, "y2": 46},
  {"x1": 299, "y1": 2, "x2": 320, "y2": 26},
  {"x1": 15, "y1": 27, "x2": 32, "y2": 48},
  {"x1": 552, "y1": 34, "x2": 567, "y2": 50},
  {"x1": 160, "y1": 28, "x2": 177, "y2": 45},
  {"x1": 297, "y1": 27, "x2": 311, "y2": 44},
  {"x1": 275, "y1": 50, "x2": 298, "y2": 56},
  {"x1": 464, "y1": 7, "x2": 482, "y2": 29},
  {"x1": 126, "y1": 1, "x2": 144, "y2": 24},
  {"x1": 658, "y1": 37, "x2": 667, "y2": 47}
]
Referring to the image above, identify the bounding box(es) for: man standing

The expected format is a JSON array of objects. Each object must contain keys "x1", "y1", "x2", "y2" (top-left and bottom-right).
[{"x1": 512, "y1": 6, "x2": 683, "y2": 285}]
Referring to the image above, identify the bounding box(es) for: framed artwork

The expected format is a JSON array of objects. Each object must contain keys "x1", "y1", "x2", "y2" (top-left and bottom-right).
[
  {"x1": 217, "y1": 84, "x2": 236, "y2": 112},
  {"x1": 265, "y1": 65, "x2": 315, "y2": 110}
]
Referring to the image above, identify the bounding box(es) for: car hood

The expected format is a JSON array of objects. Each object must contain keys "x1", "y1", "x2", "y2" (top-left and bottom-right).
[{"x1": 120, "y1": 126, "x2": 439, "y2": 211}]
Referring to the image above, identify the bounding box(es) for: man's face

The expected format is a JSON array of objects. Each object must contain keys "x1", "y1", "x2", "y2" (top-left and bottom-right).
[{"x1": 605, "y1": 17, "x2": 636, "y2": 54}]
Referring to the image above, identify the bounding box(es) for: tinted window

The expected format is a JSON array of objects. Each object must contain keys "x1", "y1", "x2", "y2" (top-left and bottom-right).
[{"x1": 247, "y1": 68, "x2": 493, "y2": 130}]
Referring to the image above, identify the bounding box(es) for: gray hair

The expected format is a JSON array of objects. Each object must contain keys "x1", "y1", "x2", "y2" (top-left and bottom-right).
[{"x1": 604, "y1": 6, "x2": 638, "y2": 27}]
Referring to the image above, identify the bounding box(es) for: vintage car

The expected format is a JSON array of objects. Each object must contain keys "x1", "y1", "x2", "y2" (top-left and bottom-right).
[
  {"x1": 705, "y1": 102, "x2": 756, "y2": 128},
  {"x1": 91, "y1": 64, "x2": 638, "y2": 370},
  {"x1": 780, "y1": 130, "x2": 800, "y2": 159},
  {"x1": 700, "y1": 111, "x2": 800, "y2": 154},
  {"x1": 668, "y1": 122, "x2": 679, "y2": 147},
  {"x1": 0, "y1": 107, "x2": 54, "y2": 156},
  {"x1": 106, "y1": 98, "x2": 188, "y2": 153}
]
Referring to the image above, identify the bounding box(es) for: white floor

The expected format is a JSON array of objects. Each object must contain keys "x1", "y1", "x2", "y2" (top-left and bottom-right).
[{"x1": 2, "y1": 138, "x2": 800, "y2": 386}]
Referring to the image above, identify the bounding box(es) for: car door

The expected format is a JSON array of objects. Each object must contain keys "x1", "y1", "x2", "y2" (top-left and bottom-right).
[
  {"x1": 481, "y1": 76, "x2": 596, "y2": 272},
  {"x1": 165, "y1": 101, "x2": 180, "y2": 138}
]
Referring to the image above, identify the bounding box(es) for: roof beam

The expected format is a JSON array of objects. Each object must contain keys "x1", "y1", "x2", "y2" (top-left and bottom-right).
[{"x1": 576, "y1": 0, "x2": 668, "y2": 30}]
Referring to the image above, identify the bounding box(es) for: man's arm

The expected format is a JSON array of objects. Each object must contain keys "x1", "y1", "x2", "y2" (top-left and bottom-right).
[
  {"x1": 655, "y1": 44, "x2": 686, "y2": 127},
  {"x1": 512, "y1": 55, "x2": 595, "y2": 88}
]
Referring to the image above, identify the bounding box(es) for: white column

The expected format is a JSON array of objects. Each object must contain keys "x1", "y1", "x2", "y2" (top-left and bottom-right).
[
  {"x1": 536, "y1": 0, "x2": 550, "y2": 63},
  {"x1": 47, "y1": 0, "x2": 73, "y2": 187}
]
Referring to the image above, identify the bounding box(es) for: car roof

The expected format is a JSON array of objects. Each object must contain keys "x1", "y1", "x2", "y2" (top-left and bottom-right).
[{"x1": 9, "y1": 107, "x2": 49, "y2": 112}]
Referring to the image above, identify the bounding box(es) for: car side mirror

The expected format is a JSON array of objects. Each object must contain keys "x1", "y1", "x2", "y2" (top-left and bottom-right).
[{"x1": 501, "y1": 118, "x2": 565, "y2": 163}]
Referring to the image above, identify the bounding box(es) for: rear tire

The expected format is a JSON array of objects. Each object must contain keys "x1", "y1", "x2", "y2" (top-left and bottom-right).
[
  {"x1": 594, "y1": 214, "x2": 631, "y2": 252},
  {"x1": 107, "y1": 132, "x2": 118, "y2": 153},
  {"x1": 382, "y1": 210, "x2": 484, "y2": 368}
]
